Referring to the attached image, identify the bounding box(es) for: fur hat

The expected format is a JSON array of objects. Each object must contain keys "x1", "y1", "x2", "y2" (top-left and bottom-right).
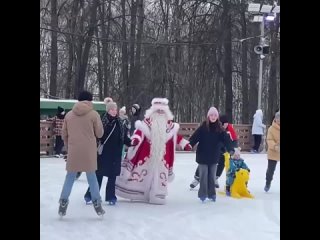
[
  {"x1": 207, "y1": 107, "x2": 219, "y2": 118},
  {"x1": 144, "y1": 98, "x2": 173, "y2": 120},
  {"x1": 104, "y1": 97, "x2": 117, "y2": 112}
]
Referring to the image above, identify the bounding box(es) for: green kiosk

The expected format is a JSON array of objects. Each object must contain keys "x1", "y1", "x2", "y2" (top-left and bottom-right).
[{"x1": 40, "y1": 98, "x2": 106, "y2": 118}]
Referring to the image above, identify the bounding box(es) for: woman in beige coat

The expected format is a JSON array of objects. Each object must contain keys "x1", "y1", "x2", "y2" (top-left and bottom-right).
[
  {"x1": 265, "y1": 111, "x2": 280, "y2": 192},
  {"x1": 58, "y1": 91, "x2": 105, "y2": 217}
]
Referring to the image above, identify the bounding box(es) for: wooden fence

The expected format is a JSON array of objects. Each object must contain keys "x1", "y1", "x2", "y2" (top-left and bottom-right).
[
  {"x1": 40, "y1": 121, "x2": 260, "y2": 155},
  {"x1": 177, "y1": 123, "x2": 255, "y2": 152},
  {"x1": 40, "y1": 121, "x2": 54, "y2": 155}
]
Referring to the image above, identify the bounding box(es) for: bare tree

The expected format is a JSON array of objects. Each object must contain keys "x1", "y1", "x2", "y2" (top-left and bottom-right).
[
  {"x1": 121, "y1": 0, "x2": 129, "y2": 105},
  {"x1": 74, "y1": 0, "x2": 99, "y2": 98},
  {"x1": 240, "y1": 0, "x2": 249, "y2": 123},
  {"x1": 40, "y1": 0, "x2": 280, "y2": 123},
  {"x1": 222, "y1": 0, "x2": 233, "y2": 120},
  {"x1": 49, "y1": 0, "x2": 58, "y2": 97},
  {"x1": 100, "y1": 0, "x2": 112, "y2": 97}
]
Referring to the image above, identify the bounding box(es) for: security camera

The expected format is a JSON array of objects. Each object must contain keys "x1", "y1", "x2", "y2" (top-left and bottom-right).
[{"x1": 254, "y1": 45, "x2": 263, "y2": 54}]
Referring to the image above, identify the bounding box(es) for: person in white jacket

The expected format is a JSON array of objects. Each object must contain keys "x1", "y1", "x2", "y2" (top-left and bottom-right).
[{"x1": 251, "y1": 109, "x2": 266, "y2": 153}]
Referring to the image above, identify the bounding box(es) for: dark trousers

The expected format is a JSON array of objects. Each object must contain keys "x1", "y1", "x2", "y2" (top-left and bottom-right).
[
  {"x1": 54, "y1": 136, "x2": 64, "y2": 155},
  {"x1": 266, "y1": 160, "x2": 278, "y2": 185},
  {"x1": 194, "y1": 154, "x2": 225, "y2": 180},
  {"x1": 216, "y1": 154, "x2": 225, "y2": 178},
  {"x1": 85, "y1": 173, "x2": 117, "y2": 201},
  {"x1": 253, "y1": 134, "x2": 262, "y2": 151}
]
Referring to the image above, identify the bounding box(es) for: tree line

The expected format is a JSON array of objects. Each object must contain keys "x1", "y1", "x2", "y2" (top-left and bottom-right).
[{"x1": 40, "y1": 0, "x2": 280, "y2": 124}]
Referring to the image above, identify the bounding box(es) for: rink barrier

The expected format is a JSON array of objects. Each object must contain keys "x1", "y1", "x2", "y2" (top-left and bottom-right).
[
  {"x1": 40, "y1": 121, "x2": 54, "y2": 155},
  {"x1": 40, "y1": 121, "x2": 263, "y2": 155}
]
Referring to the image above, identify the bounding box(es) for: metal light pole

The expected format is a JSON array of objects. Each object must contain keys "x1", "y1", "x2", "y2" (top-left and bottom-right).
[
  {"x1": 248, "y1": 3, "x2": 280, "y2": 110},
  {"x1": 258, "y1": 19, "x2": 264, "y2": 110}
]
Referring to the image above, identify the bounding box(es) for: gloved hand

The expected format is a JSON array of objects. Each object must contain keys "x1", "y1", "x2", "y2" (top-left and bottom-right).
[
  {"x1": 131, "y1": 138, "x2": 139, "y2": 146},
  {"x1": 184, "y1": 144, "x2": 192, "y2": 151}
]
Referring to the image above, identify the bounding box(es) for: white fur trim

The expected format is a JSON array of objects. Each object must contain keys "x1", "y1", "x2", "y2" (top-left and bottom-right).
[
  {"x1": 151, "y1": 98, "x2": 169, "y2": 105},
  {"x1": 166, "y1": 123, "x2": 179, "y2": 142},
  {"x1": 126, "y1": 133, "x2": 144, "y2": 161},
  {"x1": 135, "y1": 120, "x2": 151, "y2": 140},
  {"x1": 135, "y1": 120, "x2": 179, "y2": 143},
  {"x1": 168, "y1": 173, "x2": 175, "y2": 183},
  {"x1": 144, "y1": 104, "x2": 173, "y2": 120},
  {"x1": 131, "y1": 134, "x2": 142, "y2": 143},
  {"x1": 178, "y1": 138, "x2": 189, "y2": 149},
  {"x1": 170, "y1": 129, "x2": 177, "y2": 183}
]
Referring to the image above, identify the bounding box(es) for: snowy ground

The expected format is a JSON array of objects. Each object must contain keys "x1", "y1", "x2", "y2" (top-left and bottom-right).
[{"x1": 40, "y1": 153, "x2": 280, "y2": 240}]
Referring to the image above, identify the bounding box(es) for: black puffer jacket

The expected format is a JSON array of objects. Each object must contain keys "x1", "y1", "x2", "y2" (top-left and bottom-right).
[{"x1": 189, "y1": 121, "x2": 232, "y2": 165}]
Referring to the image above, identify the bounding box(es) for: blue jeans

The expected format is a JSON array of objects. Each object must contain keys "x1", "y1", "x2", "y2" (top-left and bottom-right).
[{"x1": 59, "y1": 172, "x2": 101, "y2": 202}]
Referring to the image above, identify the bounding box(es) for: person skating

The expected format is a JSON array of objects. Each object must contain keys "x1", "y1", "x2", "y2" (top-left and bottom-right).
[
  {"x1": 189, "y1": 114, "x2": 237, "y2": 189},
  {"x1": 58, "y1": 91, "x2": 105, "y2": 217},
  {"x1": 189, "y1": 107, "x2": 232, "y2": 202},
  {"x1": 115, "y1": 98, "x2": 192, "y2": 204},
  {"x1": 264, "y1": 111, "x2": 280, "y2": 192},
  {"x1": 84, "y1": 98, "x2": 132, "y2": 205}
]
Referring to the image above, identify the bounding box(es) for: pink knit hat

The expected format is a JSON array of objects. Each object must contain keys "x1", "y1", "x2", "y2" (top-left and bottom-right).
[{"x1": 207, "y1": 107, "x2": 219, "y2": 118}]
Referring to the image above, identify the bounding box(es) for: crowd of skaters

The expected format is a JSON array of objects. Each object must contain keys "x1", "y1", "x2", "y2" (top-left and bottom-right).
[{"x1": 44, "y1": 91, "x2": 280, "y2": 217}]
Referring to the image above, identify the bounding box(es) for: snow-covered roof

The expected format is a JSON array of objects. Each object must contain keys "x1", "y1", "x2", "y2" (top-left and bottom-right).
[{"x1": 40, "y1": 98, "x2": 104, "y2": 104}]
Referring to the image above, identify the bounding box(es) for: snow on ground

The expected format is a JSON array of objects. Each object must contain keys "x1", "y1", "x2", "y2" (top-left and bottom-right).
[{"x1": 40, "y1": 153, "x2": 280, "y2": 240}]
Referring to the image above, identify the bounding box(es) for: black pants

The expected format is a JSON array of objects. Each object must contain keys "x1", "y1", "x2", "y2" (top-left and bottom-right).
[
  {"x1": 84, "y1": 173, "x2": 117, "y2": 201},
  {"x1": 266, "y1": 160, "x2": 278, "y2": 185},
  {"x1": 253, "y1": 134, "x2": 262, "y2": 151},
  {"x1": 194, "y1": 154, "x2": 225, "y2": 180},
  {"x1": 216, "y1": 154, "x2": 225, "y2": 178},
  {"x1": 54, "y1": 136, "x2": 64, "y2": 155}
]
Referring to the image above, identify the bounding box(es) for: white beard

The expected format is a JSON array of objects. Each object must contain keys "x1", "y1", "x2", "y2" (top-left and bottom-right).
[{"x1": 149, "y1": 113, "x2": 167, "y2": 171}]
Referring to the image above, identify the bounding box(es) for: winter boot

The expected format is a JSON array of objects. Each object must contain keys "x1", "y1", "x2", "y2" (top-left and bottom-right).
[
  {"x1": 107, "y1": 197, "x2": 117, "y2": 205},
  {"x1": 58, "y1": 199, "x2": 69, "y2": 217},
  {"x1": 190, "y1": 179, "x2": 199, "y2": 189},
  {"x1": 215, "y1": 177, "x2": 219, "y2": 188},
  {"x1": 92, "y1": 200, "x2": 105, "y2": 216},
  {"x1": 264, "y1": 182, "x2": 271, "y2": 192},
  {"x1": 226, "y1": 186, "x2": 231, "y2": 197},
  {"x1": 84, "y1": 193, "x2": 92, "y2": 204},
  {"x1": 209, "y1": 195, "x2": 216, "y2": 202}
]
